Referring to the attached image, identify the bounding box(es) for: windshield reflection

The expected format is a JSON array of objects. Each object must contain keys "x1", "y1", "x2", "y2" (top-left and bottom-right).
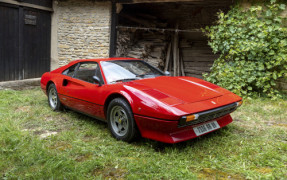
[{"x1": 101, "y1": 60, "x2": 164, "y2": 84}]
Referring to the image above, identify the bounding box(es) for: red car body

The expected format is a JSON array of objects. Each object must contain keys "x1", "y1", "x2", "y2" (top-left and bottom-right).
[{"x1": 41, "y1": 58, "x2": 242, "y2": 143}]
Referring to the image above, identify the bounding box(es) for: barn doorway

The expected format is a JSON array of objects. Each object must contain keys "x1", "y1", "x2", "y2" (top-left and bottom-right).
[
  {"x1": 115, "y1": 1, "x2": 233, "y2": 79},
  {"x1": 0, "y1": 1, "x2": 52, "y2": 81}
]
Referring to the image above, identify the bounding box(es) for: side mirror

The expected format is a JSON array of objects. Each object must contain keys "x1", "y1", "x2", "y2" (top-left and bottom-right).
[
  {"x1": 164, "y1": 71, "x2": 170, "y2": 76},
  {"x1": 93, "y1": 76, "x2": 102, "y2": 86}
]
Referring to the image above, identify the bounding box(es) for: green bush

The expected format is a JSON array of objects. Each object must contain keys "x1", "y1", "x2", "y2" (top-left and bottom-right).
[{"x1": 204, "y1": 0, "x2": 287, "y2": 98}]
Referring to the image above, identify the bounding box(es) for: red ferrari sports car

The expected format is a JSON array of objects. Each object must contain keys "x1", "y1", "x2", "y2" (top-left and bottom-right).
[{"x1": 41, "y1": 58, "x2": 242, "y2": 143}]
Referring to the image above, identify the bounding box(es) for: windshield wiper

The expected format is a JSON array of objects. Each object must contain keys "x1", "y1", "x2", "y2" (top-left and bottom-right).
[
  {"x1": 136, "y1": 73, "x2": 155, "y2": 78},
  {"x1": 110, "y1": 78, "x2": 138, "y2": 83}
]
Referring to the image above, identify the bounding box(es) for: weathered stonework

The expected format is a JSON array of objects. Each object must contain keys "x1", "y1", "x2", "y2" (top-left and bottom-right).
[
  {"x1": 277, "y1": 77, "x2": 287, "y2": 92},
  {"x1": 52, "y1": 0, "x2": 111, "y2": 68}
]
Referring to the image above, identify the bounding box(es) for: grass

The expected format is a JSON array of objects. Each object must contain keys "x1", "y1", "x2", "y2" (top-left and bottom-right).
[{"x1": 0, "y1": 87, "x2": 286, "y2": 179}]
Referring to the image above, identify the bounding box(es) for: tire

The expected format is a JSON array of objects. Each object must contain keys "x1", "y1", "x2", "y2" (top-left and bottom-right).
[
  {"x1": 47, "y1": 83, "x2": 63, "y2": 111},
  {"x1": 107, "y1": 98, "x2": 139, "y2": 142}
]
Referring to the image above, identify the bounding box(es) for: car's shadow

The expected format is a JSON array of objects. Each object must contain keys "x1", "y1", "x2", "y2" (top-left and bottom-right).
[
  {"x1": 131, "y1": 128, "x2": 231, "y2": 153},
  {"x1": 65, "y1": 108, "x2": 108, "y2": 128},
  {"x1": 63, "y1": 108, "x2": 233, "y2": 153}
]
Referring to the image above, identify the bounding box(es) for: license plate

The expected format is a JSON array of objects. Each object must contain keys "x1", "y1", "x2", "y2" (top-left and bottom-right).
[{"x1": 193, "y1": 121, "x2": 220, "y2": 136}]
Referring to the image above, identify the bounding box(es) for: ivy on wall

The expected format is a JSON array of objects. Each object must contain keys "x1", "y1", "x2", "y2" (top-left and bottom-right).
[{"x1": 203, "y1": 0, "x2": 287, "y2": 98}]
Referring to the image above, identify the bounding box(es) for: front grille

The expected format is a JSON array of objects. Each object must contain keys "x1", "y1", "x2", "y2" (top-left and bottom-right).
[{"x1": 178, "y1": 102, "x2": 237, "y2": 127}]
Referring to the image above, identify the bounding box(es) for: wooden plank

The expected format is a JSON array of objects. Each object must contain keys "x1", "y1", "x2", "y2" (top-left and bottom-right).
[
  {"x1": 185, "y1": 66, "x2": 212, "y2": 72},
  {"x1": 184, "y1": 61, "x2": 213, "y2": 67},
  {"x1": 183, "y1": 56, "x2": 218, "y2": 62},
  {"x1": 179, "y1": 39, "x2": 193, "y2": 48},
  {"x1": 18, "y1": 6, "x2": 23, "y2": 79},
  {"x1": 168, "y1": 50, "x2": 172, "y2": 72},
  {"x1": 183, "y1": 55, "x2": 218, "y2": 60},
  {"x1": 180, "y1": 54, "x2": 185, "y2": 76},
  {"x1": 183, "y1": 52, "x2": 215, "y2": 57},
  {"x1": 185, "y1": 73, "x2": 204, "y2": 79},
  {"x1": 118, "y1": 0, "x2": 231, "y2": 4},
  {"x1": 181, "y1": 46, "x2": 213, "y2": 51},
  {"x1": 164, "y1": 42, "x2": 171, "y2": 72},
  {"x1": 185, "y1": 69, "x2": 210, "y2": 74},
  {"x1": 173, "y1": 23, "x2": 179, "y2": 76},
  {"x1": 0, "y1": 0, "x2": 53, "y2": 11},
  {"x1": 120, "y1": 0, "x2": 207, "y2": 4},
  {"x1": 180, "y1": 32, "x2": 207, "y2": 41},
  {"x1": 182, "y1": 41, "x2": 209, "y2": 47},
  {"x1": 182, "y1": 49, "x2": 215, "y2": 56},
  {"x1": 0, "y1": 5, "x2": 20, "y2": 81},
  {"x1": 177, "y1": 47, "x2": 180, "y2": 76},
  {"x1": 182, "y1": 47, "x2": 213, "y2": 51}
]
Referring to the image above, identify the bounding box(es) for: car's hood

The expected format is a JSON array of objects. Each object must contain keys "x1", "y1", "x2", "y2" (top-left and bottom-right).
[{"x1": 126, "y1": 76, "x2": 229, "y2": 105}]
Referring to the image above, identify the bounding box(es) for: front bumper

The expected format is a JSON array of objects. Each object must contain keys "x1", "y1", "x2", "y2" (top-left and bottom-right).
[
  {"x1": 134, "y1": 114, "x2": 233, "y2": 143},
  {"x1": 178, "y1": 102, "x2": 237, "y2": 127}
]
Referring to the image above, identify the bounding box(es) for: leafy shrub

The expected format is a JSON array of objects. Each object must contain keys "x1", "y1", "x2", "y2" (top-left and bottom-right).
[{"x1": 204, "y1": 0, "x2": 287, "y2": 98}]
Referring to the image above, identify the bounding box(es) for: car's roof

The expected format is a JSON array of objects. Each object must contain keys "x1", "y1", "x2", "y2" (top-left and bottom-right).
[{"x1": 69, "y1": 57, "x2": 141, "y2": 64}]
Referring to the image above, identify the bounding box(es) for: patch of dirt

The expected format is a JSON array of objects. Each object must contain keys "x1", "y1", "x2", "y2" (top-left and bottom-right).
[
  {"x1": 264, "y1": 121, "x2": 275, "y2": 126},
  {"x1": 255, "y1": 167, "x2": 273, "y2": 174},
  {"x1": 22, "y1": 114, "x2": 73, "y2": 137},
  {"x1": 274, "y1": 123, "x2": 287, "y2": 128},
  {"x1": 82, "y1": 135, "x2": 100, "y2": 142},
  {"x1": 22, "y1": 127, "x2": 42, "y2": 132},
  {"x1": 15, "y1": 106, "x2": 31, "y2": 112},
  {"x1": 93, "y1": 166, "x2": 127, "y2": 179},
  {"x1": 75, "y1": 153, "x2": 93, "y2": 162},
  {"x1": 42, "y1": 115, "x2": 74, "y2": 133},
  {"x1": 39, "y1": 131, "x2": 58, "y2": 139},
  {"x1": 22, "y1": 123, "x2": 38, "y2": 130},
  {"x1": 196, "y1": 168, "x2": 244, "y2": 180},
  {"x1": 44, "y1": 115, "x2": 69, "y2": 122},
  {"x1": 33, "y1": 129, "x2": 47, "y2": 135},
  {"x1": 44, "y1": 116, "x2": 54, "y2": 122},
  {"x1": 49, "y1": 141, "x2": 72, "y2": 151},
  {"x1": 22, "y1": 127, "x2": 58, "y2": 139}
]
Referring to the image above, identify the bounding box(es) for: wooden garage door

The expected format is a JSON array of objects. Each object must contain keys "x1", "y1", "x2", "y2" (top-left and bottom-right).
[{"x1": 0, "y1": 1, "x2": 51, "y2": 81}]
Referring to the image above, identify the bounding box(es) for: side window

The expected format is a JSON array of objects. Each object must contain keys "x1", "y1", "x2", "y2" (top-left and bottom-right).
[
  {"x1": 74, "y1": 62, "x2": 102, "y2": 84},
  {"x1": 62, "y1": 64, "x2": 78, "y2": 77}
]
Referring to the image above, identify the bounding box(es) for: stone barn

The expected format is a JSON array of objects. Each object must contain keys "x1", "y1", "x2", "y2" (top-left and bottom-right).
[
  {"x1": 0, "y1": 0, "x2": 236, "y2": 81},
  {"x1": 52, "y1": 0, "x2": 233, "y2": 79}
]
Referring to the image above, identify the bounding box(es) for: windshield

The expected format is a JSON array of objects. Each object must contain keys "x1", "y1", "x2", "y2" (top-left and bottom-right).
[{"x1": 101, "y1": 60, "x2": 164, "y2": 84}]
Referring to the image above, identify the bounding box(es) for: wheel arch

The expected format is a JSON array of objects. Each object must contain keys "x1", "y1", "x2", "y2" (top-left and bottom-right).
[
  {"x1": 46, "y1": 81, "x2": 55, "y2": 93},
  {"x1": 104, "y1": 92, "x2": 133, "y2": 118}
]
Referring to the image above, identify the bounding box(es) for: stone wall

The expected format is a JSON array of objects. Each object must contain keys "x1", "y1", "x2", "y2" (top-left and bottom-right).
[
  {"x1": 277, "y1": 77, "x2": 287, "y2": 92},
  {"x1": 51, "y1": 0, "x2": 111, "y2": 68}
]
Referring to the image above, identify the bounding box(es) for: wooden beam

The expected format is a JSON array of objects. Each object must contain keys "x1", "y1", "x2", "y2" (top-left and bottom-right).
[
  {"x1": 118, "y1": 0, "x2": 204, "y2": 4},
  {"x1": 173, "y1": 23, "x2": 179, "y2": 76},
  {"x1": 164, "y1": 42, "x2": 171, "y2": 72},
  {"x1": 116, "y1": 3, "x2": 123, "y2": 13},
  {"x1": 180, "y1": 50, "x2": 185, "y2": 76},
  {"x1": 0, "y1": 0, "x2": 53, "y2": 11},
  {"x1": 177, "y1": 47, "x2": 180, "y2": 76}
]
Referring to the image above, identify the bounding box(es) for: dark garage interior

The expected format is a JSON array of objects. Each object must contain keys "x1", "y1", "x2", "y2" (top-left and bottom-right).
[{"x1": 116, "y1": 0, "x2": 233, "y2": 78}]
